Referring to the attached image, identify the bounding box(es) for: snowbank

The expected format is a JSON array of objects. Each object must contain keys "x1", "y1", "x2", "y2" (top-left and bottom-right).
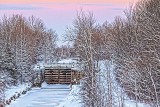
[
  {"x1": 6, "y1": 84, "x2": 70, "y2": 107},
  {"x1": 5, "y1": 83, "x2": 31, "y2": 101},
  {"x1": 41, "y1": 81, "x2": 48, "y2": 88},
  {"x1": 57, "y1": 85, "x2": 82, "y2": 107}
]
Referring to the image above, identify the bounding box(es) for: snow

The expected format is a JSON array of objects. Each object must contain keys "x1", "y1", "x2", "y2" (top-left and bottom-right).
[
  {"x1": 125, "y1": 100, "x2": 150, "y2": 107},
  {"x1": 57, "y1": 85, "x2": 82, "y2": 107},
  {"x1": 33, "y1": 58, "x2": 82, "y2": 73},
  {"x1": 41, "y1": 81, "x2": 48, "y2": 88},
  {"x1": 6, "y1": 83, "x2": 82, "y2": 107},
  {"x1": 44, "y1": 58, "x2": 82, "y2": 71},
  {"x1": 6, "y1": 84, "x2": 70, "y2": 107},
  {"x1": 5, "y1": 83, "x2": 31, "y2": 100},
  {"x1": 58, "y1": 58, "x2": 77, "y2": 64},
  {"x1": 33, "y1": 62, "x2": 45, "y2": 71}
]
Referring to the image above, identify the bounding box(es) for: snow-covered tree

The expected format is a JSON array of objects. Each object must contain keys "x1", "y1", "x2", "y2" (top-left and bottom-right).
[
  {"x1": 112, "y1": 0, "x2": 160, "y2": 106},
  {"x1": 0, "y1": 14, "x2": 57, "y2": 86},
  {"x1": 66, "y1": 11, "x2": 106, "y2": 107}
]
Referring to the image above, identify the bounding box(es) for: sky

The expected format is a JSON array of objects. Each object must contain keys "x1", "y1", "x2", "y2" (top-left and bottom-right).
[{"x1": 0, "y1": 0, "x2": 139, "y2": 46}]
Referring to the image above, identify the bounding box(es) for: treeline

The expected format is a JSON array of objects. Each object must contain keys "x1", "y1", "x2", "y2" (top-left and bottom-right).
[
  {"x1": 0, "y1": 15, "x2": 57, "y2": 86},
  {"x1": 66, "y1": 0, "x2": 160, "y2": 107}
]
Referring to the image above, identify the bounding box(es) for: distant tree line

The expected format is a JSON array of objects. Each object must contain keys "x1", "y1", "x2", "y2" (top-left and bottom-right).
[{"x1": 66, "y1": 0, "x2": 160, "y2": 107}]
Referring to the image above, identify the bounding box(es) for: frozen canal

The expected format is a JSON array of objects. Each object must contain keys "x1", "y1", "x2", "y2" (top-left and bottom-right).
[{"x1": 7, "y1": 84, "x2": 70, "y2": 107}]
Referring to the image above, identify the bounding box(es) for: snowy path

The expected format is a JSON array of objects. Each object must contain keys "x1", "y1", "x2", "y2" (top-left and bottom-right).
[{"x1": 7, "y1": 84, "x2": 70, "y2": 107}]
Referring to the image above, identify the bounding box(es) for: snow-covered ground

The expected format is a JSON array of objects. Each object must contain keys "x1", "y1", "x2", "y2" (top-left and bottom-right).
[
  {"x1": 57, "y1": 85, "x2": 82, "y2": 107},
  {"x1": 6, "y1": 83, "x2": 71, "y2": 107},
  {"x1": 5, "y1": 83, "x2": 31, "y2": 101}
]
